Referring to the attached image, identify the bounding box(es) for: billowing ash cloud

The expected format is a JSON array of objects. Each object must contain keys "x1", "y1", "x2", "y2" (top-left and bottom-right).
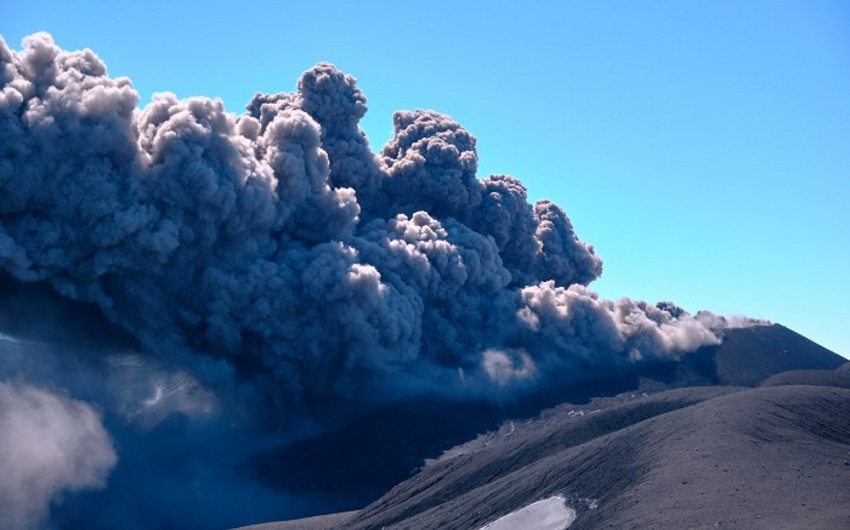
[
  {"x1": 0, "y1": 33, "x2": 750, "y2": 412},
  {"x1": 0, "y1": 383, "x2": 116, "y2": 530}
]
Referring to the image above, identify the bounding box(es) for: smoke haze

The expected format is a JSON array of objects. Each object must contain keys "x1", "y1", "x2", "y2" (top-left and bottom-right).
[{"x1": 0, "y1": 33, "x2": 766, "y2": 527}]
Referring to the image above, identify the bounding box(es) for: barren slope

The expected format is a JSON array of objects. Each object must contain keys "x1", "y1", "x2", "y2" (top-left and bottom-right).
[{"x1": 342, "y1": 379, "x2": 850, "y2": 529}]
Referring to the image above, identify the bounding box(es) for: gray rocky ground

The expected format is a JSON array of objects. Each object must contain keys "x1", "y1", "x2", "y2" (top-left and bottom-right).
[{"x1": 238, "y1": 325, "x2": 849, "y2": 529}]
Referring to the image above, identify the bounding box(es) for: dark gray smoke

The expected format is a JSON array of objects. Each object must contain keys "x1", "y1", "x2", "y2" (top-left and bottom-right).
[
  {"x1": 0, "y1": 33, "x2": 774, "y2": 529},
  {"x1": 0, "y1": 33, "x2": 748, "y2": 413}
]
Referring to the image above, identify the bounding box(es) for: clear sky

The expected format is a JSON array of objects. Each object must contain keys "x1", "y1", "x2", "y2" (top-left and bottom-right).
[{"x1": 2, "y1": 0, "x2": 848, "y2": 358}]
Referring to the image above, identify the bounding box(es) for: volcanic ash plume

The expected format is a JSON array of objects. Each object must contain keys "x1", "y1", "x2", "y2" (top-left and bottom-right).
[{"x1": 0, "y1": 33, "x2": 752, "y2": 410}]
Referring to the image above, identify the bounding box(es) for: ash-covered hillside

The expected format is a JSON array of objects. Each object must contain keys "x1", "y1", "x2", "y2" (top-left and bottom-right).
[
  {"x1": 254, "y1": 352, "x2": 850, "y2": 530},
  {"x1": 241, "y1": 324, "x2": 846, "y2": 508}
]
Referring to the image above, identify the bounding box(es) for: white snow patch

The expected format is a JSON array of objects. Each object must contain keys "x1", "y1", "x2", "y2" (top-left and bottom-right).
[{"x1": 478, "y1": 495, "x2": 576, "y2": 530}]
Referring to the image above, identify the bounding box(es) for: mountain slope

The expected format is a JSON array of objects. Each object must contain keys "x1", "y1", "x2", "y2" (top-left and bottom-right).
[
  {"x1": 342, "y1": 377, "x2": 850, "y2": 529},
  {"x1": 695, "y1": 324, "x2": 846, "y2": 386},
  {"x1": 640, "y1": 324, "x2": 847, "y2": 390},
  {"x1": 241, "y1": 324, "x2": 846, "y2": 515}
]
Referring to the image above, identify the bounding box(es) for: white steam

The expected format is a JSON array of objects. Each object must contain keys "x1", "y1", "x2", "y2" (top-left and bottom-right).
[{"x1": 0, "y1": 383, "x2": 117, "y2": 530}]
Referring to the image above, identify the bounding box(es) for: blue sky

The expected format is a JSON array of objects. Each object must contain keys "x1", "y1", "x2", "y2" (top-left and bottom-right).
[{"x1": 3, "y1": 1, "x2": 848, "y2": 357}]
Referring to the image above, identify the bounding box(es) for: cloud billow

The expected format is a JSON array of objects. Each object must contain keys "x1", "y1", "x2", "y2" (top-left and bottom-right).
[{"x1": 0, "y1": 33, "x2": 738, "y2": 412}]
